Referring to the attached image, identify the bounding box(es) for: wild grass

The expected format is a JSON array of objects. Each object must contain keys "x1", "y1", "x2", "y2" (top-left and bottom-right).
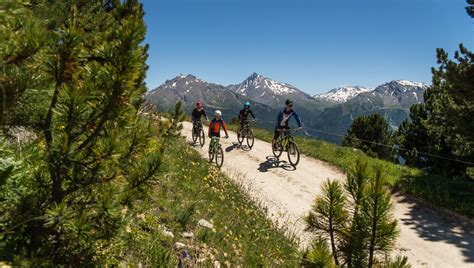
[
  {"x1": 231, "y1": 124, "x2": 474, "y2": 219},
  {"x1": 113, "y1": 135, "x2": 300, "y2": 266}
]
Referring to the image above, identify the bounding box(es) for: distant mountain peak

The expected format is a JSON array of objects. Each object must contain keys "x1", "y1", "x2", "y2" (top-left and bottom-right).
[
  {"x1": 314, "y1": 86, "x2": 373, "y2": 103},
  {"x1": 238, "y1": 73, "x2": 299, "y2": 95},
  {"x1": 375, "y1": 80, "x2": 428, "y2": 95},
  {"x1": 384, "y1": 80, "x2": 428, "y2": 89},
  {"x1": 175, "y1": 74, "x2": 196, "y2": 80},
  {"x1": 247, "y1": 72, "x2": 261, "y2": 80}
]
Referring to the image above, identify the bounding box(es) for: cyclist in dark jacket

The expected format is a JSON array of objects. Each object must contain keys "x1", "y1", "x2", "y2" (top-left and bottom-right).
[
  {"x1": 272, "y1": 99, "x2": 302, "y2": 147},
  {"x1": 191, "y1": 101, "x2": 208, "y2": 127},
  {"x1": 237, "y1": 102, "x2": 256, "y2": 140}
]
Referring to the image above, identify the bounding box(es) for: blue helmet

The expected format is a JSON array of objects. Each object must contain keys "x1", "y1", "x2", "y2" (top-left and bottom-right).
[{"x1": 244, "y1": 102, "x2": 251, "y2": 109}]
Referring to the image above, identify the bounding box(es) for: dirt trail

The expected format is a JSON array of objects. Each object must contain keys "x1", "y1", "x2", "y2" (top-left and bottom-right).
[{"x1": 182, "y1": 122, "x2": 474, "y2": 267}]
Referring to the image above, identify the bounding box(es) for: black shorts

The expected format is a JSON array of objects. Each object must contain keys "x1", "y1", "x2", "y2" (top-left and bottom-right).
[
  {"x1": 273, "y1": 126, "x2": 289, "y2": 139},
  {"x1": 210, "y1": 132, "x2": 220, "y2": 138}
]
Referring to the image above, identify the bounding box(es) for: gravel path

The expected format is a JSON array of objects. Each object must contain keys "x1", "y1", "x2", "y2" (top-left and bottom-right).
[{"x1": 182, "y1": 122, "x2": 474, "y2": 267}]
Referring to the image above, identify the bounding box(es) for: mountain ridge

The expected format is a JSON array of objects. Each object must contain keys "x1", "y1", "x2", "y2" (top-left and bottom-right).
[{"x1": 146, "y1": 73, "x2": 428, "y2": 144}]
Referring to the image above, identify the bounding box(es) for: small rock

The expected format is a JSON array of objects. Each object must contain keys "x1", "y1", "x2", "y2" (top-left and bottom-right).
[
  {"x1": 198, "y1": 219, "x2": 214, "y2": 229},
  {"x1": 182, "y1": 231, "x2": 194, "y2": 239},
  {"x1": 162, "y1": 230, "x2": 174, "y2": 238},
  {"x1": 174, "y1": 242, "x2": 186, "y2": 250},
  {"x1": 213, "y1": 260, "x2": 221, "y2": 268}
]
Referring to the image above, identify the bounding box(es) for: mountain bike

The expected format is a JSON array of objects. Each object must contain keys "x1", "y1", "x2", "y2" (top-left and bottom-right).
[
  {"x1": 272, "y1": 128, "x2": 301, "y2": 167},
  {"x1": 237, "y1": 119, "x2": 255, "y2": 149},
  {"x1": 192, "y1": 121, "x2": 205, "y2": 147},
  {"x1": 209, "y1": 136, "x2": 227, "y2": 168}
]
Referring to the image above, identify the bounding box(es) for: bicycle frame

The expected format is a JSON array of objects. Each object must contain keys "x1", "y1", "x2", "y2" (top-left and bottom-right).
[
  {"x1": 210, "y1": 137, "x2": 220, "y2": 152},
  {"x1": 193, "y1": 121, "x2": 203, "y2": 132},
  {"x1": 277, "y1": 130, "x2": 297, "y2": 150},
  {"x1": 240, "y1": 120, "x2": 254, "y2": 135}
]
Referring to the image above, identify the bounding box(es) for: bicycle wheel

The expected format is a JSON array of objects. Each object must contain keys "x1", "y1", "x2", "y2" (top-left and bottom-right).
[
  {"x1": 246, "y1": 130, "x2": 254, "y2": 149},
  {"x1": 215, "y1": 146, "x2": 224, "y2": 168},
  {"x1": 199, "y1": 129, "x2": 205, "y2": 147},
  {"x1": 208, "y1": 143, "x2": 215, "y2": 162},
  {"x1": 272, "y1": 139, "x2": 283, "y2": 158},
  {"x1": 237, "y1": 129, "x2": 244, "y2": 145},
  {"x1": 192, "y1": 127, "x2": 198, "y2": 143},
  {"x1": 287, "y1": 141, "x2": 300, "y2": 166}
]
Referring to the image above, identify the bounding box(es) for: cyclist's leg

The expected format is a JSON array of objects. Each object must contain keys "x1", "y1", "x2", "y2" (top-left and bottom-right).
[
  {"x1": 272, "y1": 126, "x2": 280, "y2": 148},
  {"x1": 237, "y1": 120, "x2": 244, "y2": 137}
]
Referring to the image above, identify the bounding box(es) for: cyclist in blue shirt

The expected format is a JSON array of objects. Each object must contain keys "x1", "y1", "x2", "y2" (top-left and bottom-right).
[{"x1": 272, "y1": 99, "x2": 303, "y2": 148}]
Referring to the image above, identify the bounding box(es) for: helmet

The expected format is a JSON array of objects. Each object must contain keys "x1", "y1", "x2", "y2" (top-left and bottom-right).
[
  {"x1": 285, "y1": 99, "x2": 293, "y2": 107},
  {"x1": 197, "y1": 101, "x2": 203, "y2": 108},
  {"x1": 244, "y1": 102, "x2": 251, "y2": 108},
  {"x1": 215, "y1": 110, "x2": 222, "y2": 116}
]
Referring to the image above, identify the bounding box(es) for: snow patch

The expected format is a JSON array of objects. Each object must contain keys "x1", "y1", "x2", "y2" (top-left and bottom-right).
[
  {"x1": 315, "y1": 86, "x2": 373, "y2": 103},
  {"x1": 395, "y1": 80, "x2": 427, "y2": 88}
]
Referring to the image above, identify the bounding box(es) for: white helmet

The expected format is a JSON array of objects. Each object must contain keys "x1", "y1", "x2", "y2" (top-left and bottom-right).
[{"x1": 215, "y1": 110, "x2": 222, "y2": 116}]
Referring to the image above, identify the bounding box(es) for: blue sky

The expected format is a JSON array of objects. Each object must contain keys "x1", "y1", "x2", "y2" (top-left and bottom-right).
[{"x1": 142, "y1": 0, "x2": 473, "y2": 94}]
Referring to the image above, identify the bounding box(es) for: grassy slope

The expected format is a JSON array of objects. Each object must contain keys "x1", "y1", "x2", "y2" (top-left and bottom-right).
[
  {"x1": 236, "y1": 125, "x2": 474, "y2": 219},
  {"x1": 114, "y1": 135, "x2": 299, "y2": 266}
]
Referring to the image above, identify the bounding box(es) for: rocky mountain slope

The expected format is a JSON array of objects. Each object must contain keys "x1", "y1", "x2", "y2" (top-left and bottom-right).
[
  {"x1": 146, "y1": 74, "x2": 428, "y2": 144},
  {"x1": 145, "y1": 74, "x2": 276, "y2": 128},
  {"x1": 310, "y1": 80, "x2": 428, "y2": 143},
  {"x1": 227, "y1": 73, "x2": 318, "y2": 108}
]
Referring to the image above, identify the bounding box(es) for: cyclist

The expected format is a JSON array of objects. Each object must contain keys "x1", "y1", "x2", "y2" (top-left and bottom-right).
[
  {"x1": 208, "y1": 110, "x2": 229, "y2": 139},
  {"x1": 192, "y1": 101, "x2": 208, "y2": 129},
  {"x1": 237, "y1": 102, "x2": 256, "y2": 140},
  {"x1": 272, "y1": 99, "x2": 303, "y2": 148}
]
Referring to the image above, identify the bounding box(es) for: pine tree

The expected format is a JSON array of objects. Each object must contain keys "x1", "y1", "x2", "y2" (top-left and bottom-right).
[
  {"x1": 395, "y1": 104, "x2": 431, "y2": 168},
  {"x1": 342, "y1": 160, "x2": 371, "y2": 268},
  {"x1": 305, "y1": 161, "x2": 401, "y2": 268},
  {"x1": 1, "y1": 0, "x2": 165, "y2": 265},
  {"x1": 167, "y1": 101, "x2": 185, "y2": 136},
  {"x1": 305, "y1": 179, "x2": 348, "y2": 266},
  {"x1": 467, "y1": 0, "x2": 474, "y2": 18},
  {"x1": 0, "y1": 0, "x2": 48, "y2": 128},
  {"x1": 397, "y1": 44, "x2": 474, "y2": 176},
  {"x1": 362, "y1": 167, "x2": 398, "y2": 268},
  {"x1": 395, "y1": 3, "x2": 473, "y2": 177},
  {"x1": 301, "y1": 238, "x2": 337, "y2": 268},
  {"x1": 343, "y1": 113, "x2": 394, "y2": 161}
]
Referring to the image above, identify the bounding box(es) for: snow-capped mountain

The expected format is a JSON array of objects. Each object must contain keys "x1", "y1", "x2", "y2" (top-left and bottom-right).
[
  {"x1": 314, "y1": 86, "x2": 373, "y2": 104},
  {"x1": 228, "y1": 73, "x2": 316, "y2": 107},
  {"x1": 146, "y1": 74, "x2": 243, "y2": 111},
  {"x1": 145, "y1": 74, "x2": 278, "y2": 128},
  {"x1": 371, "y1": 80, "x2": 428, "y2": 108},
  {"x1": 310, "y1": 80, "x2": 428, "y2": 143},
  {"x1": 146, "y1": 74, "x2": 428, "y2": 144},
  {"x1": 231, "y1": 72, "x2": 299, "y2": 96}
]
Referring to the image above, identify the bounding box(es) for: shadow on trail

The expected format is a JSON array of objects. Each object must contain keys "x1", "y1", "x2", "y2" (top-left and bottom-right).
[
  {"x1": 188, "y1": 140, "x2": 204, "y2": 148},
  {"x1": 395, "y1": 192, "x2": 474, "y2": 263},
  {"x1": 226, "y1": 142, "x2": 252, "y2": 152},
  {"x1": 225, "y1": 142, "x2": 239, "y2": 152},
  {"x1": 258, "y1": 156, "x2": 295, "y2": 172},
  {"x1": 240, "y1": 144, "x2": 252, "y2": 151}
]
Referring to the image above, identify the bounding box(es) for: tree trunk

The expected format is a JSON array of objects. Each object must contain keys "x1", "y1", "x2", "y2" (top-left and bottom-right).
[
  {"x1": 329, "y1": 219, "x2": 340, "y2": 266},
  {"x1": 45, "y1": 84, "x2": 62, "y2": 203},
  {"x1": 368, "y1": 197, "x2": 378, "y2": 268}
]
